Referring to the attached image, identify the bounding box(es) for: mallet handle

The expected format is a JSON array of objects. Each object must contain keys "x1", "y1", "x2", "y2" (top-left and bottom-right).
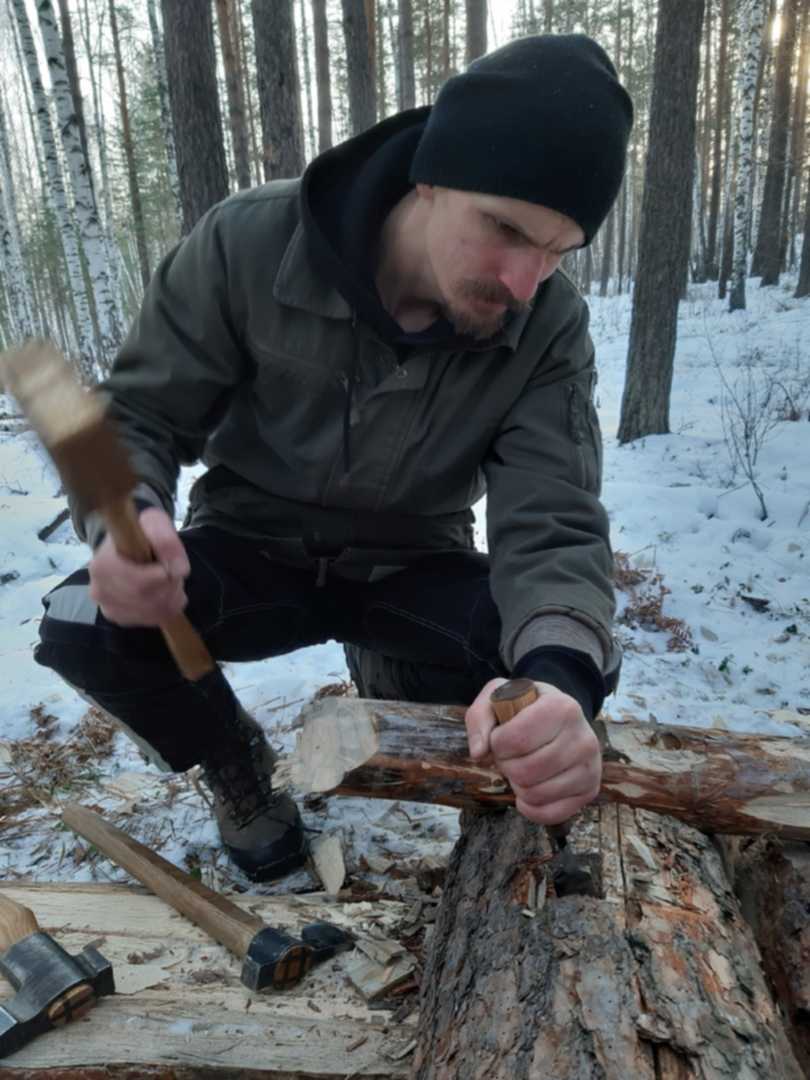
[
  {"x1": 490, "y1": 679, "x2": 571, "y2": 848},
  {"x1": 62, "y1": 802, "x2": 264, "y2": 960},
  {"x1": 102, "y1": 496, "x2": 216, "y2": 682}
]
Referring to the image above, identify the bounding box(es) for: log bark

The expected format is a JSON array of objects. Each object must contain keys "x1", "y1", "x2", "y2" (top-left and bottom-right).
[
  {"x1": 412, "y1": 804, "x2": 804, "y2": 1078},
  {"x1": 289, "y1": 697, "x2": 810, "y2": 842},
  {"x1": 718, "y1": 835, "x2": 810, "y2": 1072}
]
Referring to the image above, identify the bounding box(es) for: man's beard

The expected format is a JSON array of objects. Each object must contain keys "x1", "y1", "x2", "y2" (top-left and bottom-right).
[{"x1": 444, "y1": 278, "x2": 533, "y2": 340}]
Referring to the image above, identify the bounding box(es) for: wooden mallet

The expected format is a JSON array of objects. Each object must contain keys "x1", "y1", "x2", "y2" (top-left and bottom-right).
[{"x1": 0, "y1": 342, "x2": 244, "y2": 709}]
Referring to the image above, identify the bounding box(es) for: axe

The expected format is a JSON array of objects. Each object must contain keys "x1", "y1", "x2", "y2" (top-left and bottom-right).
[
  {"x1": 0, "y1": 893, "x2": 114, "y2": 1058},
  {"x1": 61, "y1": 803, "x2": 352, "y2": 991}
]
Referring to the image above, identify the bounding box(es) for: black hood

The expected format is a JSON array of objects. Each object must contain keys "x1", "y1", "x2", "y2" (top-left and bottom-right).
[{"x1": 300, "y1": 107, "x2": 474, "y2": 348}]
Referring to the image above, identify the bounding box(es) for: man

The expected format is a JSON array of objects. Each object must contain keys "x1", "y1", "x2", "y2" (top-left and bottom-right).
[{"x1": 35, "y1": 34, "x2": 633, "y2": 881}]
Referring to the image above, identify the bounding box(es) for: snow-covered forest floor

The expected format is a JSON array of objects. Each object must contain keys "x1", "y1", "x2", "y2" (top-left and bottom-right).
[{"x1": 1, "y1": 276, "x2": 809, "y2": 895}]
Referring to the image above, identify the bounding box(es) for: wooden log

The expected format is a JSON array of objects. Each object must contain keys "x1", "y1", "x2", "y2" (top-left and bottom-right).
[
  {"x1": 288, "y1": 697, "x2": 810, "y2": 842},
  {"x1": 412, "y1": 804, "x2": 805, "y2": 1079},
  {"x1": 718, "y1": 835, "x2": 810, "y2": 1073}
]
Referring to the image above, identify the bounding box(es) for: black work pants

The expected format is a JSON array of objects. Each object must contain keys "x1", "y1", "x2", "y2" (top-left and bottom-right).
[{"x1": 35, "y1": 526, "x2": 506, "y2": 772}]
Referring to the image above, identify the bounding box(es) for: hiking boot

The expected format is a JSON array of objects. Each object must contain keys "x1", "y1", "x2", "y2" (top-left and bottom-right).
[{"x1": 201, "y1": 706, "x2": 308, "y2": 882}]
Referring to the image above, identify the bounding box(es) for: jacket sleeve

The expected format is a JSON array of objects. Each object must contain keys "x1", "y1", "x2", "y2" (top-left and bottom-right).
[
  {"x1": 71, "y1": 204, "x2": 251, "y2": 541},
  {"x1": 483, "y1": 293, "x2": 617, "y2": 687}
]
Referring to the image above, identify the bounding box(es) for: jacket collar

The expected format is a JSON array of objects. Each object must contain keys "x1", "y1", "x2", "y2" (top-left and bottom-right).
[
  {"x1": 273, "y1": 221, "x2": 352, "y2": 321},
  {"x1": 273, "y1": 215, "x2": 539, "y2": 353}
]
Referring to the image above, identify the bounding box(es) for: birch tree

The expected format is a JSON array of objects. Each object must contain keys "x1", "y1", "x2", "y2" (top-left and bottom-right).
[
  {"x1": 37, "y1": 0, "x2": 124, "y2": 363},
  {"x1": 11, "y1": 0, "x2": 97, "y2": 380},
  {"x1": 730, "y1": 0, "x2": 767, "y2": 312},
  {"x1": 252, "y1": 0, "x2": 306, "y2": 179},
  {"x1": 313, "y1": 0, "x2": 333, "y2": 150},
  {"x1": 0, "y1": 94, "x2": 35, "y2": 341},
  {"x1": 146, "y1": 0, "x2": 182, "y2": 225}
]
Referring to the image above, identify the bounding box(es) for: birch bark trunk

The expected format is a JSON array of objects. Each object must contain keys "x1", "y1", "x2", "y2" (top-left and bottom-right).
[
  {"x1": 10, "y1": 0, "x2": 96, "y2": 381},
  {"x1": 37, "y1": 0, "x2": 123, "y2": 365},
  {"x1": 0, "y1": 93, "x2": 35, "y2": 340},
  {"x1": 729, "y1": 0, "x2": 767, "y2": 312}
]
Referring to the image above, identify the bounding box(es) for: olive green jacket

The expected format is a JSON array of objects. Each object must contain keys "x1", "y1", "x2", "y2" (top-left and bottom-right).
[{"x1": 78, "y1": 181, "x2": 617, "y2": 676}]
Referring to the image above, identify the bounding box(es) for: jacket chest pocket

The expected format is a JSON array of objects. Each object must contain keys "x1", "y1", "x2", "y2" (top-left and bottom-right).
[{"x1": 567, "y1": 375, "x2": 603, "y2": 495}]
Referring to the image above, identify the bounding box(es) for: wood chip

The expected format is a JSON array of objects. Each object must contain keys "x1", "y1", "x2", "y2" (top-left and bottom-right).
[
  {"x1": 346, "y1": 1034, "x2": 368, "y2": 1052},
  {"x1": 310, "y1": 833, "x2": 346, "y2": 895}
]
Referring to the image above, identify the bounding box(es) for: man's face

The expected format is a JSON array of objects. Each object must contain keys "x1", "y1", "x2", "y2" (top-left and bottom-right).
[{"x1": 419, "y1": 187, "x2": 585, "y2": 340}]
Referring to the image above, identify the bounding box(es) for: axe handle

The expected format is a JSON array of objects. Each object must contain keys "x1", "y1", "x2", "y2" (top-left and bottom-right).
[
  {"x1": 0, "y1": 895, "x2": 39, "y2": 953},
  {"x1": 102, "y1": 496, "x2": 215, "y2": 682},
  {"x1": 490, "y1": 679, "x2": 571, "y2": 849}
]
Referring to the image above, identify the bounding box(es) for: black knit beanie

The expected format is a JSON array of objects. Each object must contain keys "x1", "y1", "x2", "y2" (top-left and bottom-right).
[{"x1": 410, "y1": 34, "x2": 633, "y2": 245}]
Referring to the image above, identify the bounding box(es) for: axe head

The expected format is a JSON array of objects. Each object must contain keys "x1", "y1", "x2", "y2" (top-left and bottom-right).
[{"x1": 0, "y1": 931, "x2": 115, "y2": 1058}]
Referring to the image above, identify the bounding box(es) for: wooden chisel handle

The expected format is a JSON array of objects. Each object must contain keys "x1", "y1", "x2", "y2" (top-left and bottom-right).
[
  {"x1": 490, "y1": 679, "x2": 571, "y2": 848},
  {"x1": 101, "y1": 495, "x2": 215, "y2": 682}
]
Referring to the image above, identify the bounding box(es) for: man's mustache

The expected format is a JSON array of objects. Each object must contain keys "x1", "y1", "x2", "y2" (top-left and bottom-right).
[{"x1": 459, "y1": 279, "x2": 534, "y2": 314}]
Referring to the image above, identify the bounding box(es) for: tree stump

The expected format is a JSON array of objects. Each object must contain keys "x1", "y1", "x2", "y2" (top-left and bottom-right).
[{"x1": 412, "y1": 804, "x2": 805, "y2": 1079}]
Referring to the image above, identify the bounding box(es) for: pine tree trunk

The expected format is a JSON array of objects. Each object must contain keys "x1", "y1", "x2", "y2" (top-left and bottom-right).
[
  {"x1": 110, "y1": 0, "x2": 152, "y2": 285},
  {"x1": 11, "y1": 0, "x2": 96, "y2": 380},
  {"x1": 730, "y1": 0, "x2": 767, "y2": 312},
  {"x1": 312, "y1": 0, "x2": 333, "y2": 151},
  {"x1": 706, "y1": 0, "x2": 730, "y2": 279},
  {"x1": 236, "y1": 0, "x2": 262, "y2": 182},
  {"x1": 145, "y1": 0, "x2": 182, "y2": 227},
  {"x1": 598, "y1": 207, "x2": 614, "y2": 297},
  {"x1": 442, "y1": 0, "x2": 451, "y2": 79},
  {"x1": 252, "y1": 0, "x2": 306, "y2": 179},
  {"x1": 618, "y1": 0, "x2": 704, "y2": 444},
  {"x1": 341, "y1": 0, "x2": 377, "y2": 134},
  {"x1": 161, "y1": 0, "x2": 230, "y2": 233},
  {"x1": 465, "y1": 0, "x2": 487, "y2": 63},
  {"x1": 397, "y1": 0, "x2": 414, "y2": 108},
  {"x1": 795, "y1": 168, "x2": 810, "y2": 296},
  {"x1": 0, "y1": 93, "x2": 35, "y2": 340},
  {"x1": 37, "y1": 0, "x2": 124, "y2": 366},
  {"x1": 215, "y1": 0, "x2": 252, "y2": 189},
  {"x1": 784, "y1": 0, "x2": 809, "y2": 269},
  {"x1": 751, "y1": 0, "x2": 799, "y2": 284}
]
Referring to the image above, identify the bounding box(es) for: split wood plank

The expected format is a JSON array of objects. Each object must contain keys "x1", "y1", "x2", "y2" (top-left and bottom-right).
[{"x1": 0, "y1": 882, "x2": 414, "y2": 1077}]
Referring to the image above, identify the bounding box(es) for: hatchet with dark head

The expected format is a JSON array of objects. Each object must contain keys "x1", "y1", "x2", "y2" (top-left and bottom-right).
[{"x1": 0, "y1": 893, "x2": 114, "y2": 1058}]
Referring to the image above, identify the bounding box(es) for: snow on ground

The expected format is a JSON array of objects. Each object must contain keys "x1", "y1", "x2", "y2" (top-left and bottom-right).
[{"x1": 1, "y1": 274, "x2": 808, "y2": 894}]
